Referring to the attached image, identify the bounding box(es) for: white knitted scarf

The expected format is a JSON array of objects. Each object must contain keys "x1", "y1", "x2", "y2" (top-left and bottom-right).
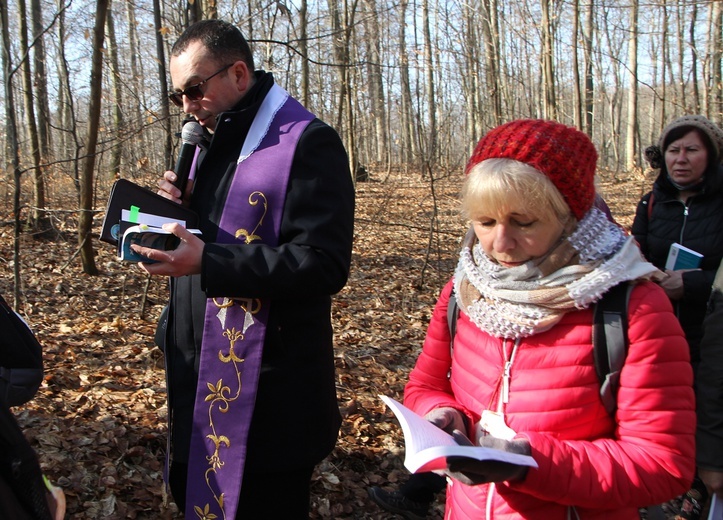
[{"x1": 454, "y1": 208, "x2": 659, "y2": 339}]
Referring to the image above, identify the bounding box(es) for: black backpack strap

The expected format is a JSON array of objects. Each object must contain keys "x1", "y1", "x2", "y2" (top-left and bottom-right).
[
  {"x1": 593, "y1": 282, "x2": 634, "y2": 416},
  {"x1": 447, "y1": 291, "x2": 459, "y2": 344}
]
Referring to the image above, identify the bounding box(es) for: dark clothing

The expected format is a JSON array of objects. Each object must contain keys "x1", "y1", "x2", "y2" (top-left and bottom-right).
[
  {"x1": 696, "y1": 260, "x2": 723, "y2": 471},
  {"x1": 631, "y1": 167, "x2": 723, "y2": 363},
  {"x1": 161, "y1": 71, "x2": 354, "y2": 488},
  {"x1": 169, "y1": 461, "x2": 314, "y2": 519}
]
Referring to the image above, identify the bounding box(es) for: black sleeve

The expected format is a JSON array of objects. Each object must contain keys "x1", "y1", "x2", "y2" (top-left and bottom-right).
[
  {"x1": 201, "y1": 120, "x2": 354, "y2": 299},
  {"x1": 631, "y1": 192, "x2": 652, "y2": 259},
  {"x1": 696, "y1": 260, "x2": 723, "y2": 470}
]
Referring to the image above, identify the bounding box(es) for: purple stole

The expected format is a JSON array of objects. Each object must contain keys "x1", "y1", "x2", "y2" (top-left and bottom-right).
[{"x1": 184, "y1": 85, "x2": 314, "y2": 520}]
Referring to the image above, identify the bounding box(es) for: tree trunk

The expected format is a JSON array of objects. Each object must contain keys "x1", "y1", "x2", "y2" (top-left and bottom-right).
[
  {"x1": 625, "y1": 0, "x2": 639, "y2": 171},
  {"x1": 1, "y1": 0, "x2": 24, "y2": 306},
  {"x1": 30, "y1": 0, "x2": 51, "y2": 161},
  {"x1": 572, "y1": 0, "x2": 582, "y2": 129},
  {"x1": 540, "y1": 0, "x2": 557, "y2": 120},
  {"x1": 583, "y1": 0, "x2": 594, "y2": 137},
  {"x1": 18, "y1": 0, "x2": 46, "y2": 227},
  {"x1": 106, "y1": 2, "x2": 124, "y2": 178},
  {"x1": 78, "y1": 0, "x2": 110, "y2": 276},
  {"x1": 362, "y1": 0, "x2": 387, "y2": 164},
  {"x1": 422, "y1": 0, "x2": 436, "y2": 172},
  {"x1": 152, "y1": 0, "x2": 172, "y2": 170}
]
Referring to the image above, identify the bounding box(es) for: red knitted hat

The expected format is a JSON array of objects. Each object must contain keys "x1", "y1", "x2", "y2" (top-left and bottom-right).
[{"x1": 464, "y1": 119, "x2": 598, "y2": 220}]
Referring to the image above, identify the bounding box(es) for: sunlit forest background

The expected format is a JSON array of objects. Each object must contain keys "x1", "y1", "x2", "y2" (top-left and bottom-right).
[{"x1": 0, "y1": 1, "x2": 721, "y2": 517}]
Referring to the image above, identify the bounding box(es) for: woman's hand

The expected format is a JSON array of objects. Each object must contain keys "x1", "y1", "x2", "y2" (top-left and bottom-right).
[
  {"x1": 659, "y1": 269, "x2": 698, "y2": 301},
  {"x1": 424, "y1": 407, "x2": 467, "y2": 436},
  {"x1": 445, "y1": 430, "x2": 531, "y2": 485}
]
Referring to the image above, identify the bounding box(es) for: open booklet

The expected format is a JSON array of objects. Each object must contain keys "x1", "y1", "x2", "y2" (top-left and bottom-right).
[{"x1": 379, "y1": 396, "x2": 538, "y2": 474}]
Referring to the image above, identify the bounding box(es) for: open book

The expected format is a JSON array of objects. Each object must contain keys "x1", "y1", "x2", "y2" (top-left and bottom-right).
[{"x1": 380, "y1": 396, "x2": 537, "y2": 474}]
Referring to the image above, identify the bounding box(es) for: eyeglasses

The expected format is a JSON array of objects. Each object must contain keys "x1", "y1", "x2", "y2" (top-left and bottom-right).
[{"x1": 168, "y1": 64, "x2": 233, "y2": 107}]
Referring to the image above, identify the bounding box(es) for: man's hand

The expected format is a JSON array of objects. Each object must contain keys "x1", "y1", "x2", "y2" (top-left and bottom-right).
[
  {"x1": 445, "y1": 430, "x2": 531, "y2": 486},
  {"x1": 424, "y1": 407, "x2": 467, "y2": 436},
  {"x1": 699, "y1": 468, "x2": 723, "y2": 498},
  {"x1": 157, "y1": 170, "x2": 193, "y2": 204},
  {"x1": 132, "y1": 223, "x2": 204, "y2": 277}
]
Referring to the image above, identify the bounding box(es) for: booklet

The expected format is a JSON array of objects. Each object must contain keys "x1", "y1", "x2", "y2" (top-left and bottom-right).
[
  {"x1": 119, "y1": 224, "x2": 201, "y2": 263},
  {"x1": 100, "y1": 179, "x2": 198, "y2": 246},
  {"x1": 665, "y1": 242, "x2": 703, "y2": 271},
  {"x1": 379, "y1": 396, "x2": 538, "y2": 474}
]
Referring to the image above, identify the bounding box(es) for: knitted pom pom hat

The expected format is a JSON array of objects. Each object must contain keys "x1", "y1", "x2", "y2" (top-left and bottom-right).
[{"x1": 464, "y1": 119, "x2": 598, "y2": 220}]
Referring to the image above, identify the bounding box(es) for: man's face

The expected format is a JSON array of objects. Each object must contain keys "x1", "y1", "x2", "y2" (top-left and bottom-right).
[{"x1": 169, "y1": 41, "x2": 250, "y2": 132}]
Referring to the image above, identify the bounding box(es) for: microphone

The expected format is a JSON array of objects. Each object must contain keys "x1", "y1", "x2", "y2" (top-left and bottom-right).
[{"x1": 173, "y1": 120, "x2": 204, "y2": 194}]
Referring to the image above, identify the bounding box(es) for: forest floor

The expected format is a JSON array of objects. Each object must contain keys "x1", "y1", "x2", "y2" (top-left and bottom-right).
[{"x1": 1, "y1": 165, "x2": 650, "y2": 519}]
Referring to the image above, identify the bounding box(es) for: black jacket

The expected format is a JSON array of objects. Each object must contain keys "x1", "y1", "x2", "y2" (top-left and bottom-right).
[
  {"x1": 697, "y1": 261, "x2": 723, "y2": 470},
  {"x1": 163, "y1": 72, "x2": 354, "y2": 473},
  {"x1": 632, "y1": 167, "x2": 723, "y2": 363}
]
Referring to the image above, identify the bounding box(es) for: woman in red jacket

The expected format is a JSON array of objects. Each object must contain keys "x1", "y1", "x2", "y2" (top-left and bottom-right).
[{"x1": 403, "y1": 119, "x2": 695, "y2": 519}]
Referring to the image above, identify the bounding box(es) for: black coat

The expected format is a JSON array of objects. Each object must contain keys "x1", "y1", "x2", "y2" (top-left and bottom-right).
[
  {"x1": 697, "y1": 262, "x2": 723, "y2": 471},
  {"x1": 162, "y1": 72, "x2": 354, "y2": 473},
  {"x1": 632, "y1": 167, "x2": 723, "y2": 363}
]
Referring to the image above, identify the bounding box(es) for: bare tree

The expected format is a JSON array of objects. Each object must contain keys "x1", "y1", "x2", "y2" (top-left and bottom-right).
[
  {"x1": 17, "y1": 0, "x2": 47, "y2": 230},
  {"x1": 1, "y1": 0, "x2": 25, "y2": 305},
  {"x1": 625, "y1": 0, "x2": 639, "y2": 171},
  {"x1": 78, "y1": 0, "x2": 110, "y2": 275},
  {"x1": 106, "y1": 1, "x2": 124, "y2": 178},
  {"x1": 540, "y1": 0, "x2": 558, "y2": 120}
]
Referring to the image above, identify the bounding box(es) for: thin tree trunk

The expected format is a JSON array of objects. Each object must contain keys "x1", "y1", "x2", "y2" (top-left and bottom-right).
[
  {"x1": 1, "y1": 0, "x2": 24, "y2": 306},
  {"x1": 540, "y1": 0, "x2": 557, "y2": 120},
  {"x1": 30, "y1": 0, "x2": 51, "y2": 160},
  {"x1": 17, "y1": 0, "x2": 46, "y2": 230},
  {"x1": 625, "y1": 0, "x2": 638, "y2": 171},
  {"x1": 78, "y1": 0, "x2": 110, "y2": 276},
  {"x1": 299, "y1": 0, "x2": 309, "y2": 106},
  {"x1": 422, "y1": 0, "x2": 436, "y2": 171},
  {"x1": 583, "y1": 0, "x2": 594, "y2": 137},
  {"x1": 572, "y1": 0, "x2": 582, "y2": 129},
  {"x1": 152, "y1": 0, "x2": 172, "y2": 169},
  {"x1": 106, "y1": 2, "x2": 124, "y2": 178}
]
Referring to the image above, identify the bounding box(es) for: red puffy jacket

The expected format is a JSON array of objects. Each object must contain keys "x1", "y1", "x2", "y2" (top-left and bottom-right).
[{"x1": 404, "y1": 279, "x2": 695, "y2": 519}]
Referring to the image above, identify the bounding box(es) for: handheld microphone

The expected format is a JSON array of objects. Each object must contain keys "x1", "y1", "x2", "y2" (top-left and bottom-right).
[{"x1": 173, "y1": 120, "x2": 204, "y2": 194}]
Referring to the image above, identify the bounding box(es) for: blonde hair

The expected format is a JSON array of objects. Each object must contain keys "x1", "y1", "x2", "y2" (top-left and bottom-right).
[{"x1": 461, "y1": 159, "x2": 572, "y2": 224}]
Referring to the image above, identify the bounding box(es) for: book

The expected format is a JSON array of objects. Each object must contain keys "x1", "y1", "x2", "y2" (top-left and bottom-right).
[
  {"x1": 100, "y1": 179, "x2": 198, "y2": 246},
  {"x1": 379, "y1": 395, "x2": 538, "y2": 474},
  {"x1": 119, "y1": 224, "x2": 201, "y2": 263},
  {"x1": 665, "y1": 242, "x2": 703, "y2": 271}
]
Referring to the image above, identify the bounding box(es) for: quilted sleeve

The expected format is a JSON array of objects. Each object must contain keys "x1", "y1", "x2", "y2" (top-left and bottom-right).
[
  {"x1": 404, "y1": 279, "x2": 476, "y2": 428},
  {"x1": 507, "y1": 281, "x2": 695, "y2": 509}
]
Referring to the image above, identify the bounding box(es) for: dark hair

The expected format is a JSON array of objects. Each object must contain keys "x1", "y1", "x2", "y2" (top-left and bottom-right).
[{"x1": 172, "y1": 20, "x2": 255, "y2": 72}]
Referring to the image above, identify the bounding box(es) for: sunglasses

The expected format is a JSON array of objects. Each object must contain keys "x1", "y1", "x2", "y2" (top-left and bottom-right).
[{"x1": 168, "y1": 63, "x2": 233, "y2": 107}]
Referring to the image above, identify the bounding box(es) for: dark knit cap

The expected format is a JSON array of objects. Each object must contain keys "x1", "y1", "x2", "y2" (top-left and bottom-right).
[{"x1": 465, "y1": 119, "x2": 598, "y2": 220}]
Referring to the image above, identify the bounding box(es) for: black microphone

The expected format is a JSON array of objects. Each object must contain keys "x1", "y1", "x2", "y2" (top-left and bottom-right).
[{"x1": 173, "y1": 120, "x2": 204, "y2": 194}]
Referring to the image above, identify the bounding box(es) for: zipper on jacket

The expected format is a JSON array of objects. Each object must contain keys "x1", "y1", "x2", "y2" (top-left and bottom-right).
[{"x1": 497, "y1": 338, "x2": 521, "y2": 411}]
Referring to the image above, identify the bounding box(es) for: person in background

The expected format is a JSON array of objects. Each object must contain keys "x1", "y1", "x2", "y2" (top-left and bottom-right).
[
  {"x1": 632, "y1": 115, "x2": 723, "y2": 520},
  {"x1": 130, "y1": 19, "x2": 354, "y2": 519},
  {"x1": 696, "y1": 260, "x2": 723, "y2": 501},
  {"x1": 400, "y1": 119, "x2": 694, "y2": 519}
]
